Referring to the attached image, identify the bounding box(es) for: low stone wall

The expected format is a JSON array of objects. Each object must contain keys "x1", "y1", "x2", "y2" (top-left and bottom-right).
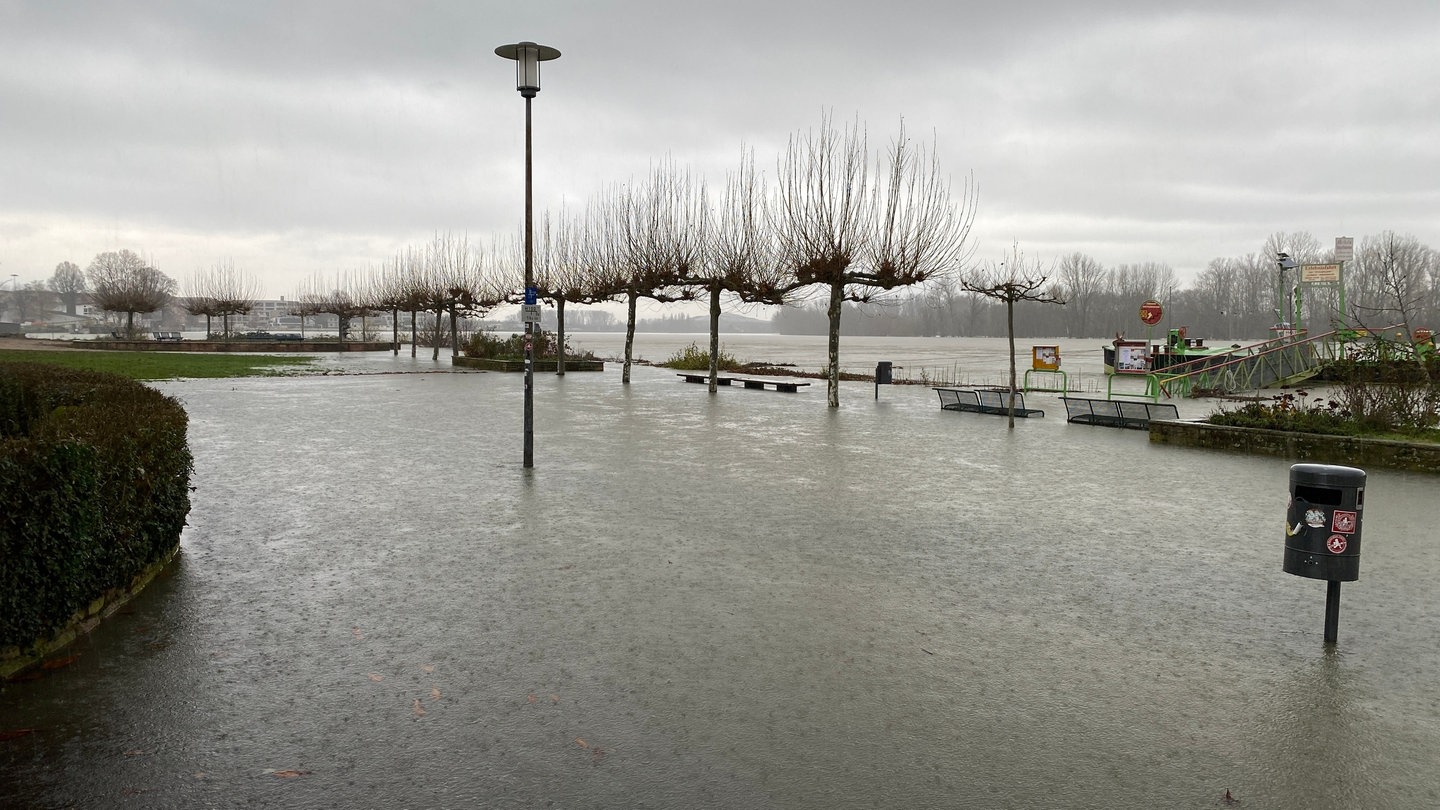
[
  {"x1": 1150, "y1": 420, "x2": 1440, "y2": 473},
  {"x1": 87, "y1": 340, "x2": 393, "y2": 353},
  {"x1": 452, "y1": 357, "x2": 604, "y2": 372}
]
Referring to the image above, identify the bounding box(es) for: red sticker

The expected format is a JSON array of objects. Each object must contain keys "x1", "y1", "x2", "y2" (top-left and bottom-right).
[
  {"x1": 1332, "y1": 510, "x2": 1357, "y2": 534},
  {"x1": 1326, "y1": 535, "x2": 1348, "y2": 554}
]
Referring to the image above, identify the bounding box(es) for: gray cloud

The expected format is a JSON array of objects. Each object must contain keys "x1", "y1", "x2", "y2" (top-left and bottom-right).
[{"x1": 1, "y1": 0, "x2": 1436, "y2": 293}]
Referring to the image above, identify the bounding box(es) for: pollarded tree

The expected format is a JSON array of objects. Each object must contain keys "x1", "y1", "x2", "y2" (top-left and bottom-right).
[
  {"x1": 774, "y1": 116, "x2": 976, "y2": 406},
  {"x1": 961, "y1": 242, "x2": 1065, "y2": 428},
  {"x1": 49, "y1": 261, "x2": 87, "y2": 316},
  {"x1": 591, "y1": 161, "x2": 703, "y2": 384},
  {"x1": 531, "y1": 207, "x2": 609, "y2": 375},
  {"x1": 681, "y1": 149, "x2": 795, "y2": 392},
  {"x1": 198, "y1": 261, "x2": 259, "y2": 337},
  {"x1": 295, "y1": 274, "x2": 374, "y2": 341},
  {"x1": 87, "y1": 250, "x2": 177, "y2": 338}
]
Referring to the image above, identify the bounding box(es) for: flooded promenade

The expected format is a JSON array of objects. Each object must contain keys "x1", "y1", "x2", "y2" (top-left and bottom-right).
[{"x1": 3, "y1": 337, "x2": 1438, "y2": 808}]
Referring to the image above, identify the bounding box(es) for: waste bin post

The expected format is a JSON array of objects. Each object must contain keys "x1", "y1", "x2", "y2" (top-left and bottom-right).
[{"x1": 875, "y1": 361, "x2": 893, "y2": 400}]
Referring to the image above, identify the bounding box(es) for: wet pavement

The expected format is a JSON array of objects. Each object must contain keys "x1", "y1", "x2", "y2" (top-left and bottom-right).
[{"x1": 3, "y1": 345, "x2": 1439, "y2": 808}]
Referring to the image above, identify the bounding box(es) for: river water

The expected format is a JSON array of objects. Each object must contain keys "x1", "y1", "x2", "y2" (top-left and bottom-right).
[{"x1": 3, "y1": 335, "x2": 1438, "y2": 809}]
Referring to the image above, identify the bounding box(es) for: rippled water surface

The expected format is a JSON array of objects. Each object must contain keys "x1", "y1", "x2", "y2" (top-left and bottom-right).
[{"x1": 3, "y1": 338, "x2": 1439, "y2": 809}]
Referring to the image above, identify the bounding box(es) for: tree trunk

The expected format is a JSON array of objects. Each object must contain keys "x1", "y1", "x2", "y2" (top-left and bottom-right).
[
  {"x1": 126, "y1": 310, "x2": 135, "y2": 339},
  {"x1": 205, "y1": 314, "x2": 212, "y2": 340},
  {"x1": 223, "y1": 313, "x2": 230, "y2": 337},
  {"x1": 392, "y1": 306, "x2": 399, "y2": 355},
  {"x1": 449, "y1": 306, "x2": 458, "y2": 358},
  {"x1": 1006, "y1": 298, "x2": 1017, "y2": 429},
  {"x1": 556, "y1": 297, "x2": 567, "y2": 376},
  {"x1": 708, "y1": 283, "x2": 722, "y2": 393},
  {"x1": 623, "y1": 290, "x2": 638, "y2": 384},
  {"x1": 826, "y1": 280, "x2": 843, "y2": 408},
  {"x1": 410, "y1": 310, "x2": 417, "y2": 358}
]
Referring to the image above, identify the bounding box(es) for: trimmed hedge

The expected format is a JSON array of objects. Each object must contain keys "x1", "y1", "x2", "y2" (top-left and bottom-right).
[{"x1": 1, "y1": 361, "x2": 192, "y2": 651}]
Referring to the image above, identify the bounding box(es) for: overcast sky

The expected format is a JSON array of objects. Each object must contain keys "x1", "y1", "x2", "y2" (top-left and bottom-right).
[{"x1": 2, "y1": 1, "x2": 1436, "y2": 298}]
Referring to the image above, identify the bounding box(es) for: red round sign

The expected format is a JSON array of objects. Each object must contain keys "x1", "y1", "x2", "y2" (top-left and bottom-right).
[
  {"x1": 1139, "y1": 299, "x2": 1163, "y2": 326},
  {"x1": 1327, "y1": 535, "x2": 1348, "y2": 554}
]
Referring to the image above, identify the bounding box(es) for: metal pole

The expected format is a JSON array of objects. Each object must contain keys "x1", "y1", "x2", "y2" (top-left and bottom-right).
[
  {"x1": 1323, "y1": 580, "x2": 1341, "y2": 644},
  {"x1": 523, "y1": 94, "x2": 535, "y2": 469}
]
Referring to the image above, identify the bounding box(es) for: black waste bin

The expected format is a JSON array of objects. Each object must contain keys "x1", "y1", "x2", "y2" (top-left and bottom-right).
[
  {"x1": 1283, "y1": 463, "x2": 1365, "y2": 582},
  {"x1": 875, "y1": 362, "x2": 893, "y2": 385}
]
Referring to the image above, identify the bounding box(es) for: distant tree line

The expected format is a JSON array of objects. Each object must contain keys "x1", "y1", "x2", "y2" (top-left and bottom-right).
[{"x1": 774, "y1": 230, "x2": 1439, "y2": 342}]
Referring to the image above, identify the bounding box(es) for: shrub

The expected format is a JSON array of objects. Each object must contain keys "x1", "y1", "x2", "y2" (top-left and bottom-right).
[
  {"x1": 1, "y1": 362, "x2": 192, "y2": 650},
  {"x1": 462, "y1": 329, "x2": 594, "y2": 361},
  {"x1": 661, "y1": 342, "x2": 742, "y2": 371}
]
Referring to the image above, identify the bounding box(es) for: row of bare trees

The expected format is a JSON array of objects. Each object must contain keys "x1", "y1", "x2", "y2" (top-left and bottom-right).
[{"x1": 295, "y1": 116, "x2": 984, "y2": 407}]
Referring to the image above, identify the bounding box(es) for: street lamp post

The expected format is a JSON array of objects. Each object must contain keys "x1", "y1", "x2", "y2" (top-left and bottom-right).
[
  {"x1": 495, "y1": 40, "x2": 560, "y2": 469},
  {"x1": 1275, "y1": 252, "x2": 1299, "y2": 328}
]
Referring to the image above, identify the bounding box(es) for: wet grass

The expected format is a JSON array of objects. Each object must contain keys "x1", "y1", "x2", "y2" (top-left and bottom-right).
[{"x1": 0, "y1": 349, "x2": 315, "y2": 381}]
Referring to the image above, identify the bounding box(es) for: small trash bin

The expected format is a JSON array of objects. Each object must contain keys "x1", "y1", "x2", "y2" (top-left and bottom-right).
[
  {"x1": 875, "y1": 362, "x2": 893, "y2": 385},
  {"x1": 1283, "y1": 463, "x2": 1365, "y2": 582}
]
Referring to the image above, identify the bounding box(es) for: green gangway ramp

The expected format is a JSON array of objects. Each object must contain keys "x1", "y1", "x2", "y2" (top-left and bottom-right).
[{"x1": 1150, "y1": 329, "x2": 1351, "y2": 398}]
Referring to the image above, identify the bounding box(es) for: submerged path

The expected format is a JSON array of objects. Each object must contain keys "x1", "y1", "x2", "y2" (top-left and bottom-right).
[{"x1": 3, "y1": 361, "x2": 1439, "y2": 808}]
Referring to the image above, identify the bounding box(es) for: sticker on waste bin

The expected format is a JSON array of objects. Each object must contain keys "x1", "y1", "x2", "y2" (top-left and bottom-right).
[
  {"x1": 1326, "y1": 535, "x2": 1348, "y2": 554},
  {"x1": 1331, "y1": 510, "x2": 1356, "y2": 534}
]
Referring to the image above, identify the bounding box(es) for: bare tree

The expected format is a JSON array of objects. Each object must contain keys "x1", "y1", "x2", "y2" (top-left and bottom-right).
[
  {"x1": 962, "y1": 243, "x2": 1065, "y2": 428},
  {"x1": 87, "y1": 250, "x2": 177, "y2": 338},
  {"x1": 1055, "y1": 253, "x2": 1105, "y2": 337},
  {"x1": 49, "y1": 262, "x2": 87, "y2": 316},
  {"x1": 592, "y1": 162, "x2": 702, "y2": 384},
  {"x1": 294, "y1": 273, "x2": 374, "y2": 341},
  {"x1": 774, "y1": 116, "x2": 976, "y2": 406},
  {"x1": 532, "y1": 208, "x2": 608, "y2": 375},
  {"x1": 10, "y1": 281, "x2": 54, "y2": 324},
  {"x1": 682, "y1": 149, "x2": 793, "y2": 391},
  {"x1": 1349, "y1": 231, "x2": 1436, "y2": 339},
  {"x1": 183, "y1": 261, "x2": 259, "y2": 338}
]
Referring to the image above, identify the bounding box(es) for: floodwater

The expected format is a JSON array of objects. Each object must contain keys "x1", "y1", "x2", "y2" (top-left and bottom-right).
[{"x1": 3, "y1": 336, "x2": 1439, "y2": 809}]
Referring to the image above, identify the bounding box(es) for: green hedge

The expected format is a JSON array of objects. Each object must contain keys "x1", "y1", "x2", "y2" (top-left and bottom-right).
[{"x1": 1, "y1": 361, "x2": 192, "y2": 650}]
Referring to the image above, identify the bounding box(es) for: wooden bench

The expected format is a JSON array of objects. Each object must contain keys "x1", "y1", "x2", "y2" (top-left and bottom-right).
[
  {"x1": 677, "y1": 373, "x2": 811, "y2": 393},
  {"x1": 934, "y1": 387, "x2": 1044, "y2": 418},
  {"x1": 151, "y1": 331, "x2": 183, "y2": 342},
  {"x1": 1061, "y1": 397, "x2": 1179, "y2": 429}
]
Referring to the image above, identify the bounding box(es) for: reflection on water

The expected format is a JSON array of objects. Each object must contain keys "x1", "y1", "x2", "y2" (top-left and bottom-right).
[{"x1": 2, "y1": 341, "x2": 1438, "y2": 808}]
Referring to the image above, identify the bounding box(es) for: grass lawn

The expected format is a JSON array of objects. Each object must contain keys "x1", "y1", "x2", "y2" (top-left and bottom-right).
[{"x1": 0, "y1": 349, "x2": 315, "y2": 380}]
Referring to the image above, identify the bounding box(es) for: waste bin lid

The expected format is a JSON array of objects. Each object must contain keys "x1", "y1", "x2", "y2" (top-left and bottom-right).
[{"x1": 1290, "y1": 463, "x2": 1366, "y2": 488}]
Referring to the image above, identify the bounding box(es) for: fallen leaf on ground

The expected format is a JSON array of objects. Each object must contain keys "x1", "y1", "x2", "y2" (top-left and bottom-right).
[
  {"x1": 574, "y1": 738, "x2": 588, "y2": 749},
  {"x1": 550, "y1": 694, "x2": 560, "y2": 704},
  {"x1": 527, "y1": 693, "x2": 537, "y2": 704},
  {"x1": 0, "y1": 729, "x2": 37, "y2": 741},
  {"x1": 431, "y1": 687, "x2": 442, "y2": 700},
  {"x1": 421, "y1": 664, "x2": 435, "y2": 674},
  {"x1": 368, "y1": 673, "x2": 384, "y2": 682},
  {"x1": 270, "y1": 769, "x2": 311, "y2": 778},
  {"x1": 123, "y1": 749, "x2": 149, "y2": 757},
  {"x1": 412, "y1": 699, "x2": 426, "y2": 717},
  {"x1": 42, "y1": 655, "x2": 79, "y2": 670},
  {"x1": 351, "y1": 627, "x2": 364, "y2": 639}
]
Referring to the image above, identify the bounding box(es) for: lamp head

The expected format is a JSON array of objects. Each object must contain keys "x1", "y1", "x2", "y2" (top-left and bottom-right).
[{"x1": 495, "y1": 41, "x2": 561, "y2": 98}]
